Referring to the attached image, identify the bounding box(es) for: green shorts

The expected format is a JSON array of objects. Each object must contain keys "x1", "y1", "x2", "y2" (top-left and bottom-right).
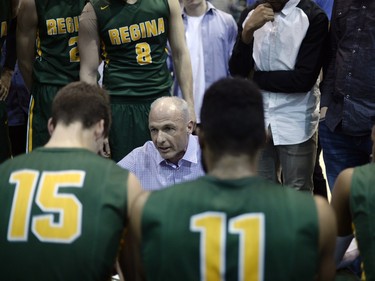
[
  {"x1": 0, "y1": 101, "x2": 11, "y2": 163},
  {"x1": 27, "y1": 83, "x2": 61, "y2": 152},
  {"x1": 109, "y1": 93, "x2": 169, "y2": 162}
]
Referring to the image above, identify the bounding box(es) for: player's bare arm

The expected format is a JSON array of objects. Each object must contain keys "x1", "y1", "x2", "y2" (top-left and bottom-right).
[
  {"x1": 119, "y1": 186, "x2": 149, "y2": 281},
  {"x1": 16, "y1": 0, "x2": 37, "y2": 90},
  {"x1": 167, "y1": 0, "x2": 196, "y2": 123},
  {"x1": 330, "y1": 169, "x2": 355, "y2": 265},
  {"x1": 314, "y1": 195, "x2": 337, "y2": 281},
  {"x1": 79, "y1": 2, "x2": 101, "y2": 85},
  {"x1": 331, "y1": 169, "x2": 354, "y2": 236}
]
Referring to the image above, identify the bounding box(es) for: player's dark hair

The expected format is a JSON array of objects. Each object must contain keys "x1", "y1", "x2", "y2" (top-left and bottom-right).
[
  {"x1": 200, "y1": 77, "x2": 266, "y2": 157},
  {"x1": 51, "y1": 82, "x2": 111, "y2": 137}
]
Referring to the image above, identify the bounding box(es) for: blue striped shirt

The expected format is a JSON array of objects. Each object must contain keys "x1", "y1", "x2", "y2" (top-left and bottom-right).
[{"x1": 117, "y1": 135, "x2": 205, "y2": 191}]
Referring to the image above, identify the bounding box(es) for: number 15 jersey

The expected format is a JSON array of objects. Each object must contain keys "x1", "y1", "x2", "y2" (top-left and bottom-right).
[{"x1": 0, "y1": 148, "x2": 129, "y2": 281}]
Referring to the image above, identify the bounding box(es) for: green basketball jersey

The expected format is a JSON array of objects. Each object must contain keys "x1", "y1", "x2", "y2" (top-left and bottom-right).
[
  {"x1": 91, "y1": 0, "x2": 173, "y2": 96},
  {"x1": 350, "y1": 163, "x2": 375, "y2": 281},
  {"x1": 142, "y1": 176, "x2": 319, "y2": 281},
  {"x1": 0, "y1": 147, "x2": 129, "y2": 281},
  {"x1": 32, "y1": 0, "x2": 85, "y2": 86},
  {"x1": 0, "y1": 0, "x2": 12, "y2": 62}
]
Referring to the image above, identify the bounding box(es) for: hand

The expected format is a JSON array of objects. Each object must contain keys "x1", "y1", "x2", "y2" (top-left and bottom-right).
[
  {"x1": 188, "y1": 105, "x2": 197, "y2": 129},
  {"x1": 100, "y1": 138, "x2": 111, "y2": 158},
  {"x1": 320, "y1": 107, "x2": 328, "y2": 120},
  {"x1": 242, "y1": 4, "x2": 275, "y2": 44},
  {"x1": 0, "y1": 69, "x2": 13, "y2": 101}
]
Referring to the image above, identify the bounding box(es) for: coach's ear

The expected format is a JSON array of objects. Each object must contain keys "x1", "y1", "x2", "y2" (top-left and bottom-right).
[{"x1": 47, "y1": 118, "x2": 55, "y2": 136}]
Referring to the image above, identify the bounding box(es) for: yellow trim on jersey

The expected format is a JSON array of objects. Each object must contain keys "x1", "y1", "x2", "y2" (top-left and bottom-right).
[{"x1": 27, "y1": 97, "x2": 35, "y2": 153}]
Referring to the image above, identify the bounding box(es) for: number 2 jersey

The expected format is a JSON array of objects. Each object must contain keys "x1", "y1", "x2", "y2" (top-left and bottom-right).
[
  {"x1": 141, "y1": 176, "x2": 320, "y2": 281},
  {"x1": 91, "y1": 0, "x2": 173, "y2": 96},
  {"x1": 0, "y1": 148, "x2": 129, "y2": 281},
  {"x1": 33, "y1": 0, "x2": 86, "y2": 86}
]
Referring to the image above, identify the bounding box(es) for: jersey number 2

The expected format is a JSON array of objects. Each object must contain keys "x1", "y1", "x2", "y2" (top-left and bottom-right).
[
  {"x1": 190, "y1": 212, "x2": 265, "y2": 281},
  {"x1": 7, "y1": 170, "x2": 84, "y2": 244}
]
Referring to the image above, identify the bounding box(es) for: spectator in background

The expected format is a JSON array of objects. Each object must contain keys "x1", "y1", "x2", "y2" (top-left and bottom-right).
[
  {"x1": 229, "y1": 0, "x2": 329, "y2": 191},
  {"x1": 172, "y1": 0, "x2": 237, "y2": 123},
  {"x1": 246, "y1": 0, "x2": 332, "y2": 19},
  {"x1": 118, "y1": 97, "x2": 204, "y2": 190},
  {"x1": 319, "y1": 0, "x2": 375, "y2": 190}
]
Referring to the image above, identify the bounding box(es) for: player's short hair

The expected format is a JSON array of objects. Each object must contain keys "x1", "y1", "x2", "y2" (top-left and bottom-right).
[
  {"x1": 200, "y1": 77, "x2": 265, "y2": 157},
  {"x1": 51, "y1": 82, "x2": 111, "y2": 137}
]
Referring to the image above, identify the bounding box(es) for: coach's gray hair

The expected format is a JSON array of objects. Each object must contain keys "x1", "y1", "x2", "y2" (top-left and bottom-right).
[{"x1": 150, "y1": 96, "x2": 190, "y2": 122}]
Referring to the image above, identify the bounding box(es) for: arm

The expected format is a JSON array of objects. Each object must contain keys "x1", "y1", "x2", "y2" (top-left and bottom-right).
[
  {"x1": 16, "y1": 0, "x2": 37, "y2": 91},
  {"x1": 79, "y1": 2, "x2": 100, "y2": 85},
  {"x1": 229, "y1": 4, "x2": 274, "y2": 77},
  {"x1": 120, "y1": 178, "x2": 149, "y2": 281},
  {"x1": 314, "y1": 195, "x2": 337, "y2": 281},
  {"x1": 167, "y1": 0, "x2": 195, "y2": 123},
  {"x1": 330, "y1": 168, "x2": 354, "y2": 265},
  {"x1": 319, "y1": 0, "x2": 339, "y2": 116},
  {"x1": 253, "y1": 11, "x2": 329, "y2": 93}
]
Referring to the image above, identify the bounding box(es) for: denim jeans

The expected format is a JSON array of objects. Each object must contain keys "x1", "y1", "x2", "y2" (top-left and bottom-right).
[
  {"x1": 319, "y1": 119, "x2": 372, "y2": 190},
  {"x1": 257, "y1": 132, "x2": 317, "y2": 192}
]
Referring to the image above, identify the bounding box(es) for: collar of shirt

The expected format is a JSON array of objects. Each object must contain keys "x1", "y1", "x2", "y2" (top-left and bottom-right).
[
  {"x1": 243, "y1": 0, "x2": 299, "y2": 28},
  {"x1": 281, "y1": 0, "x2": 300, "y2": 16},
  {"x1": 157, "y1": 134, "x2": 200, "y2": 167}
]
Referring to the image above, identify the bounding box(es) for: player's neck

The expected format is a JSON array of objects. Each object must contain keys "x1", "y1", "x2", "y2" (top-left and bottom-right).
[
  {"x1": 125, "y1": 0, "x2": 137, "y2": 4},
  {"x1": 184, "y1": 1, "x2": 207, "y2": 17},
  {"x1": 207, "y1": 154, "x2": 258, "y2": 180},
  {"x1": 45, "y1": 123, "x2": 94, "y2": 151}
]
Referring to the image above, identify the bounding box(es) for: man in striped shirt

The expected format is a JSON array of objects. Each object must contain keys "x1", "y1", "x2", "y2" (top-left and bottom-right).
[{"x1": 118, "y1": 96, "x2": 204, "y2": 190}]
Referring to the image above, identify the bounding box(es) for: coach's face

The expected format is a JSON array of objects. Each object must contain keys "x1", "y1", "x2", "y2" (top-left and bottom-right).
[
  {"x1": 149, "y1": 105, "x2": 193, "y2": 165},
  {"x1": 263, "y1": 0, "x2": 288, "y2": 12}
]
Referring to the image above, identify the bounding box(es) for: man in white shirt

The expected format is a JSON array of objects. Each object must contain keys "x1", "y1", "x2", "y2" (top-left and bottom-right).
[
  {"x1": 229, "y1": 0, "x2": 329, "y2": 191},
  {"x1": 118, "y1": 97, "x2": 204, "y2": 190},
  {"x1": 172, "y1": 0, "x2": 237, "y2": 123}
]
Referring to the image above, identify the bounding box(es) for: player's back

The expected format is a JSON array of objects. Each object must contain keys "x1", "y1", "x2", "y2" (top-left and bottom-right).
[
  {"x1": 141, "y1": 175, "x2": 319, "y2": 281},
  {"x1": 0, "y1": 147, "x2": 128, "y2": 281},
  {"x1": 350, "y1": 163, "x2": 375, "y2": 280}
]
